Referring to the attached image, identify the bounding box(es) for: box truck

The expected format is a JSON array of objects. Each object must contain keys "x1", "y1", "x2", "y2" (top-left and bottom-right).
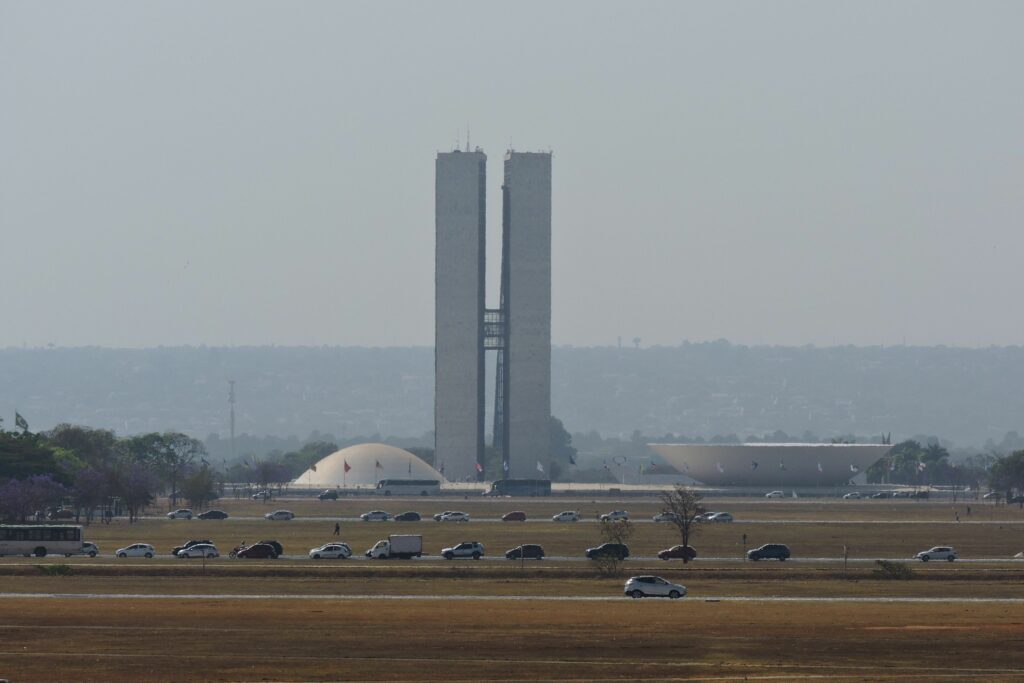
[{"x1": 366, "y1": 534, "x2": 423, "y2": 559}]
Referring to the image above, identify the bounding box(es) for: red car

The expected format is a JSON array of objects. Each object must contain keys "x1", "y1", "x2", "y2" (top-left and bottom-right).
[
  {"x1": 502, "y1": 511, "x2": 527, "y2": 522},
  {"x1": 236, "y1": 543, "x2": 278, "y2": 559},
  {"x1": 657, "y1": 545, "x2": 698, "y2": 561}
]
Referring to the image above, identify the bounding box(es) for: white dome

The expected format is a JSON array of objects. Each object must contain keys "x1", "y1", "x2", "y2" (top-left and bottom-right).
[{"x1": 294, "y1": 443, "x2": 444, "y2": 487}]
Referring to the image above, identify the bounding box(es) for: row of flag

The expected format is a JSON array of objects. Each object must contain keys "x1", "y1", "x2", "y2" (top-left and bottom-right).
[
  {"x1": 702, "y1": 460, "x2": 864, "y2": 474},
  {"x1": 3, "y1": 412, "x2": 29, "y2": 431}
]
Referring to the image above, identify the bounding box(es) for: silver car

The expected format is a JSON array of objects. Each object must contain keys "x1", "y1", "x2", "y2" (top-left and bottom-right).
[
  {"x1": 309, "y1": 543, "x2": 352, "y2": 559},
  {"x1": 177, "y1": 544, "x2": 219, "y2": 558},
  {"x1": 624, "y1": 575, "x2": 687, "y2": 599},
  {"x1": 915, "y1": 546, "x2": 957, "y2": 562}
]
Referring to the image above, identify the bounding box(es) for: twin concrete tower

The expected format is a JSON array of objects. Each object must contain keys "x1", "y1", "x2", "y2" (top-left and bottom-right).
[{"x1": 435, "y1": 148, "x2": 552, "y2": 482}]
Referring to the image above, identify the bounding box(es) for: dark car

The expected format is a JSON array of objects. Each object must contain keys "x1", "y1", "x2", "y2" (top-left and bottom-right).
[
  {"x1": 1008, "y1": 496, "x2": 1024, "y2": 504},
  {"x1": 256, "y1": 540, "x2": 284, "y2": 557},
  {"x1": 198, "y1": 509, "x2": 229, "y2": 520},
  {"x1": 658, "y1": 545, "x2": 698, "y2": 561},
  {"x1": 502, "y1": 511, "x2": 527, "y2": 522},
  {"x1": 870, "y1": 491, "x2": 891, "y2": 499},
  {"x1": 585, "y1": 543, "x2": 630, "y2": 560},
  {"x1": 747, "y1": 543, "x2": 791, "y2": 561},
  {"x1": 171, "y1": 539, "x2": 213, "y2": 556},
  {"x1": 236, "y1": 543, "x2": 278, "y2": 559},
  {"x1": 48, "y1": 509, "x2": 76, "y2": 520},
  {"x1": 394, "y1": 511, "x2": 421, "y2": 522},
  {"x1": 317, "y1": 489, "x2": 339, "y2": 501},
  {"x1": 505, "y1": 544, "x2": 545, "y2": 560}
]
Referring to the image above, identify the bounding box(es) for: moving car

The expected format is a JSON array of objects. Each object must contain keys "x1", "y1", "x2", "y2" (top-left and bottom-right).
[
  {"x1": 309, "y1": 543, "x2": 352, "y2": 559},
  {"x1": 167, "y1": 509, "x2": 193, "y2": 520},
  {"x1": 842, "y1": 492, "x2": 862, "y2": 499},
  {"x1": 892, "y1": 490, "x2": 913, "y2": 498},
  {"x1": 505, "y1": 544, "x2": 544, "y2": 560},
  {"x1": 502, "y1": 511, "x2": 527, "y2": 522},
  {"x1": 747, "y1": 543, "x2": 791, "y2": 561},
  {"x1": 317, "y1": 489, "x2": 339, "y2": 501},
  {"x1": 599, "y1": 510, "x2": 629, "y2": 522},
  {"x1": 77, "y1": 542, "x2": 99, "y2": 558},
  {"x1": 251, "y1": 490, "x2": 271, "y2": 500},
  {"x1": 657, "y1": 545, "x2": 697, "y2": 561},
  {"x1": 870, "y1": 491, "x2": 892, "y2": 499},
  {"x1": 439, "y1": 511, "x2": 470, "y2": 523},
  {"x1": 116, "y1": 543, "x2": 155, "y2": 558},
  {"x1": 652, "y1": 512, "x2": 680, "y2": 523},
  {"x1": 264, "y1": 510, "x2": 295, "y2": 521},
  {"x1": 624, "y1": 575, "x2": 686, "y2": 599},
  {"x1": 177, "y1": 543, "x2": 219, "y2": 558},
  {"x1": 197, "y1": 510, "x2": 229, "y2": 520},
  {"x1": 171, "y1": 539, "x2": 213, "y2": 556},
  {"x1": 552, "y1": 511, "x2": 580, "y2": 522},
  {"x1": 48, "y1": 509, "x2": 76, "y2": 520},
  {"x1": 360, "y1": 510, "x2": 391, "y2": 522},
  {"x1": 236, "y1": 542, "x2": 278, "y2": 559},
  {"x1": 394, "y1": 511, "x2": 421, "y2": 522},
  {"x1": 915, "y1": 546, "x2": 957, "y2": 562},
  {"x1": 705, "y1": 512, "x2": 733, "y2": 523},
  {"x1": 441, "y1": 541, "x2": 484, "y2": 560},
  {"x1": 433, "y1": 511, "x2": 455, "y2": 521},
  {"x1": 586, "y1": 543, "x2": 630, "y2": 560},
  {"x1": 765, "y1": 491, "x2": 785, "y2": 498},
  {"x1": 256, "y1": 540, "x2": 284, "y2": 557}
]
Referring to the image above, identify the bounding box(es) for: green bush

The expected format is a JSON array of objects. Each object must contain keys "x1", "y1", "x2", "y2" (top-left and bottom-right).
[
  {"x1": 873, "y1": 559, "x2": 913, "y2": 580},
  {"x1": 36, "y1": 564, "x2": 73, "y2": 576}
]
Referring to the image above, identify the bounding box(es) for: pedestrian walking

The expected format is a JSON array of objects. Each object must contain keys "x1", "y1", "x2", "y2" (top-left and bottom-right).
[
  {"x1": 967, "y1": 506, "x2": 971, "y2": 516},
  {"x1": 955, "y1": 511, "x2": 960, "y2": 522},
  {"x1": 333, "y1": 522, "x2": 340, "y2": 536}
]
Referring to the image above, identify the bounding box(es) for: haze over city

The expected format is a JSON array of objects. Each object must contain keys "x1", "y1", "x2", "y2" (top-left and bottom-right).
[{"x1": 4, "y1": 2, "x2": 1023, "y2": 349}]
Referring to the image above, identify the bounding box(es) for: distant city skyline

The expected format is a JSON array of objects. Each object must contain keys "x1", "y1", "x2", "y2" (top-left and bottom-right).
[{"x1": 3, "y1": 3, "x2": 1023, "y2": 349}]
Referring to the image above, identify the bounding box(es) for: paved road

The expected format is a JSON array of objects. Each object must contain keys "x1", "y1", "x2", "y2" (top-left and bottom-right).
[{"x1": 153, "y1": 515, "x2": 1024, "y2": 524}]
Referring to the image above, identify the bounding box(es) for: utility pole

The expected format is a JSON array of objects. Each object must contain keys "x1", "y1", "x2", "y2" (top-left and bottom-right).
[{"x1": 228, "y1": 380, "x2": 236, "y2": 462}]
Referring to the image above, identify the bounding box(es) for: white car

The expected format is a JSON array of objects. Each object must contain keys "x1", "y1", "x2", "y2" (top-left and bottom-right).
[
  {"x1": 705, "y1": 512, "x2": 733, "y2": 523},
  {"x1": 439, "y1": 511, "x2": 470, "y2": 522},
  {"x1": 652, "y1": 512, "x2": 680, "y2": 523},
  {"x1": 309, "y1": 543, "x2": 352, "y2": 559},
  {"x1": 842, "y1": 492, "x2": 862, "y2": 499},
  {"x1": 177, "y1": 544, "x2": 219, "y2": 558},
  {"x1": 441, "y1": 541, "x2": 484, "y2": 559},
  {"x1": 600, "y1": 510, "x2": 629, "y2": 521},
  {"x1": 116, "y1": 543, "x2": 155, "y2": 558},
  {"x1": 264, "y1": 510, "x2": 295, "y2": 521},
  {"x1": 65, "y1": 542, "x2": 99, "y2": 558},
  {"x1": 765, "y1": 491, "x2": 785, "y2": 498},
  {"x1": 624, "y1": 575, "x2": 687, "y2": 599},
  {"x1": 552, "y1": 511, "x2": 580, "y2": 522},
  {"x1": 915, "y1": 546, "x2": 958, "y2": 562},
  {"x1": 167, "y1": 508, "x2": 193, "y2": 519},
  {"x1": 360, "y1": 510, "x2": 391, "y2": 522}
]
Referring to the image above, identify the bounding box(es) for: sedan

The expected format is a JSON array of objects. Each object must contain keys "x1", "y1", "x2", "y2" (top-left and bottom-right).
[
  {"x1": 171, "y1": 539, "x2": 213, "y2": 556},
  {"x1": 657, "y1": 545, "x2": 697, "y2": 561},
  {"x1": 433, "y1": 511, "x2": 455, "y2": 521},
  {"x1": 198, "y1": 509, "x2": 229, "y2": 520},
  {"x1": 236, "y1": 543, "x2": 278, "y2": 559},
  {"x1": 360, "y1": 510, "x2": 391, "y2": 522},
  {"x1": 552, "y1": 511, "x2": 579, "y2": 522},
  {"x1": 915, "y1": 546, "x2": 957, "y2": 562},
  {"x1": 624, "y1": 575, "x2": 686, "y2": 599},
  {"x1": 842, "y1": 492, "x2": 862, "y2": 500},
  {"x1": 309, "y1": 543, "x2": 352, "y2": 559},
  {"x1": 439, "y1": 511, "x2": 470, "y2": 522},
  {"x1": 264, "y1": 510, "x2": 295, "y2": 521},
  {"x1": 586, "y1": 543, "x2": 629, "y2": 560},
  {"x1": 705, "y1": 512, "x2": 733, "y2": 523},
  {"x1": 177, "y1": 544, "x2": 219, "y2": 558},
  {"x1": 394, "y1": 511, "x2": 421, "y2": 522},
  {"x1": 505, "y1": 544, "x2": 545, "y2": 560},
  {"x1": 652, "y1": 512, "x2": 680, "y2": 523},
  {"x1": 502, "y1": 511, "x2": 527, "y2": 522},
  {"x1": 765, "y1": 491, "x2": 785, "y2": 499},
  {"x1": 167, "y1": 509, "x2": 194, "y2": 520},
  {"x1": 116, "y1": 543, "x2": 155, "y2": 558}
]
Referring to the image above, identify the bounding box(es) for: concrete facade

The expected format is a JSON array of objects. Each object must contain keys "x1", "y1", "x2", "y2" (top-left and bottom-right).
[
  {"x1": 434, "y1": 150, "x2": 486, "y2": 483},
  {"x1": 502, "y1": 152, "x2": 552, "y2": 478}
]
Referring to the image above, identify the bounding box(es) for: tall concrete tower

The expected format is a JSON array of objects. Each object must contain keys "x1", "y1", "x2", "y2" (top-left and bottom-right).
[{"x1": 434, "y1": 149, "x2": 487, "y2": 482}]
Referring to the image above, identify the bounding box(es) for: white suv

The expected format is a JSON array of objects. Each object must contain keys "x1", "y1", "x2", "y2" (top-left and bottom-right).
[
  {"x1": 264, "y1": 510, "x2": 295, "y2": 521},
  {"x1": 552, "y1": 511, "x2": 580, "y2": 522},
  {"x1": 441, "y1": 541, "x2": 484, "y2": 560},
  {"x1": 439, "y1": 511, "x2": 470, "y2": 523},
  {"x1": 600, "y1": 510, "x2": 629, "y2": 521},
  {"x1": 624, "y1": 575, "x2": 687, "y2": 599},
  {"x1": 915, "y1": 546, "x2": 957, "y2": 562}
]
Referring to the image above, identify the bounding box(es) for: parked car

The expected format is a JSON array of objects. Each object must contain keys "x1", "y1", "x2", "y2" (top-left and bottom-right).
[
  {"x1": 251, "y1": 490, "x2": 271, "y2": 500},
  {"x1": 256, "y1": 540, "x2": 284, "y2": 557},
  {"x1": 394, "y1": 511, "x2": 421, "y2": 522},
  {"x1": 360, "y1": 510, "x2": 391, "y2": 522},
  {"x1": 116, "y1": 543, "x2": 155, "y2": 558},
  {"x1": 171, "y1": 539, "x2": 213, "y2": 556},
  {"x1": 309, "y1": 543, "x2": 352, "y2": 559},
  {"x1": 624, "y1": 575, "x2": 686, "y2": 599},
  {"x1": 177, "y1": 543, "x2": 219, "y2": 558},
  {"x1": 705, "y1": 512, "x2": 733, "y2": 523},
  {"x1": 657, "y1": 545, "x2": 697, "y2": 561},
  {"x1": 586, "y1": 543, "x2": 630, "y2": 560},
  {"x1": 505, "y1": 544, "x2": 544, "y2": 560},
  {"x1": 652, "y1": 512, "x2": 680, "y2": 523},
  {"x1": 167, "y1": 509, "x2": 194, "y2": 520},
  {"x1": 502, "y1": 511, "x2": 527, "y2": 522},
  {"x1": 599, "y1": 510, "x2": 629, "y2": 522},
  {"x1": 236, "y1": 543, "x2": 278, "y2": 559},
  {"x1": 197, "y1": 509, "x2": 229, "y2": 520},
  {"x1": 552, "y1": 511, "x2": 580, "y2": 522},
  {"x1": 842, "y1": 492, "x2": 862, "y2": 499},
  {"x1": 439, "y1": 511, "x2": 470, "y2": 523},
  {"x1": 264, "y1": 510, "x2": 295, "y2": 521},
  {"x1": 441, "y1": 541, "x2": 484, "y2": 560},
  {"x1": 747, "y1": 543, "x2": 791, "y2": 561},
  {"x1": 317, "y1": 489, "x2": 339, "y2": 501},
  {"x1": 915, "y1": 546, "x2": 957, "y2": 562},
  {"x1": 1009, "y1": 496, "x2": 1024, "y2": 504},
  {"x1": 765, "y1": 491, "x2": 785, "y2": 498}
]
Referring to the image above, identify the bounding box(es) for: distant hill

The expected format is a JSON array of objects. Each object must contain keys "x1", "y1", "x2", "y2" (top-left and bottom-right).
[{"x1": 1, "y1": 342, "x2": 1022, "y2": 449}]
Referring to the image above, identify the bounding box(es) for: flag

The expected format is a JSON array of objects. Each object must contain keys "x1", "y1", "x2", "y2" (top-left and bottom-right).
[
  {"x1": 311, "y1": 464, "x2": 317, "y2": 472},
  {"x1": 343, "y1": 461, "x2": 351, "y2": 473},
  {"x1": 716, "y1": 462, "x2": 725, "y2": 473},
  {"x1": 536, "y1": 461, "x2": 544, "y2": 474},
  {"x1": 751, "y1": 461, "x2": 759, "y2": 471},
  {"x1": 439, "y1": 462, "x2": 445, "y2": 476},
  {"x1": 918, "y1": 461, "x2": 927, "y2": 472},
  {"x1": 408, "y1": 460, "x2": 412, "y2": 475},
  {"x1": 375, "y1": 460, "x2": 383, "y2": 470},
  {"x1": 817, "y1": 462, "x2": 824, "y2": 473},
  {"x1": 475, "y1": 462, "x2": 483, "y2": 473},
  {"x1": 502, "y1": 460, "x2": 510, "y2": 473},
  {"x1": 568, "y1": 453, "x2": 576, "y2": 465},
  {"x1": 778, "y1": 461, "x2": 786, "y2": 471},
  {"x1": 15, "y1": 412, "x2": 28, "y2": 431},
  {"x1": 850, "y1": 464, "x2": 859, "y2": 473},
  {"x1": 603, "y1": 461, "x2": 610, "y2": 471}
]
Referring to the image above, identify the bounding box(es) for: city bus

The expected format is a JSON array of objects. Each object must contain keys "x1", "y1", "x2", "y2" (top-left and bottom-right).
[
  {"x1": 485, "y1": 479, "x2": 552, "y2": 497},
  {"x1": 375, "y1": 479, "x2": 442, "y2": 496},
  {"x1": 0, "y1": 524, "x2": 85, "y2": 557}
]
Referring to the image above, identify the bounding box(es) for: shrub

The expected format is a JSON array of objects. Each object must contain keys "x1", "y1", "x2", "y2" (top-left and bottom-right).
[
  {"x1": 37, "y1": 564, "x2": 73, "y2": 576},
  {"x1": 873, "y1": 560, "x2": 913, "y2": 580}
]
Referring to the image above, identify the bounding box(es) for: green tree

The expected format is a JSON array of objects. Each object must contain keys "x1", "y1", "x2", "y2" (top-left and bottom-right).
[
  {"x1": 549, "y1": 416, "x2": 577, "y2": 482},
  {"x1": 989, "y1": 450, "x2": 1024, "y2": 498},
  {"x1": 180, "y1": 462, "x2": 220, "y2": 509}
]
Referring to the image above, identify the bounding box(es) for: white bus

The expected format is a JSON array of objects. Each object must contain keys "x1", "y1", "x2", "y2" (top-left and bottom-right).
[
  {"x1": 0, "y1": 524, "x2": 85, "y2": 557},
  {"x1": 375, "y1": 479, "x2": 442, "y2": 496}
]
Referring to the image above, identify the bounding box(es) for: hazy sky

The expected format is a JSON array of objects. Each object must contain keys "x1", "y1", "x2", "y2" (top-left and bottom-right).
[{"x1": 2, "y1": 2, "x2": 1022, "y2": 349}]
